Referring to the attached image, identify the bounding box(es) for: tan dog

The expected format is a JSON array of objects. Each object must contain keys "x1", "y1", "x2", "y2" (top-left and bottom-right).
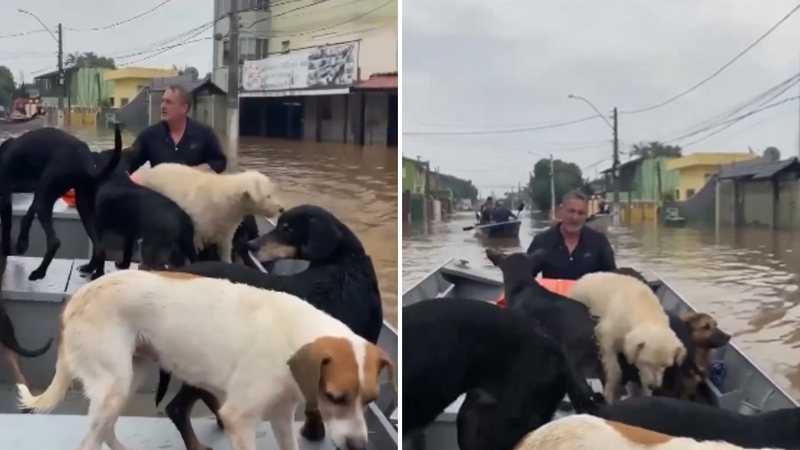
[
  {"x1": 136, "y1": 163, "x2": 283, "y2": 263},
  {"x1": 569, "y1": 272, "x2": 686, "y2": 403},
  {"x1": 513, "y1": 414, "x2": 784, "y2": 449},
  {"x1": 17, "y1": 270, "x2": 394, "y2": 450}
]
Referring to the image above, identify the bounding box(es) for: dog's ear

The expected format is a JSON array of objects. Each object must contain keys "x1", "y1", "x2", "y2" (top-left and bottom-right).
[
  {"x1": 287, "y1": 342, "x2": 328, "y2": 411},
  {"x1": 680, "y1": 312, "x2": 700, "y2": 325},
  {"x1": 302, "y1": 217, "x2": 342, "y2": 260},
  {"x1": 623, "y1": 336, "x2": 646, "y2": 364}
]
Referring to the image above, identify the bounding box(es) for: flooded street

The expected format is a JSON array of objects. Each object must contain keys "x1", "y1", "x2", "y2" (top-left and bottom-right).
[
  {"x1": 404, "y1": 212, "x2": 800, "y2": 401},
  {"x1": 1, "y1": 125, "x2": 398, "y2": 327}
]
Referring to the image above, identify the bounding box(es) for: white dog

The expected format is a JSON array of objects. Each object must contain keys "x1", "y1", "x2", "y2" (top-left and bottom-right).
[
  {"x1": 568, "y1": 271, "x2": 686, "y2": 403},
  {"x1": 18, "y1": 270, "x2": 394, "y2": 450},
  {"x1": 513, "y1": 414, "x2": 782, "y2": 450},
  {"x1": 135, "y1": 163, "x2": 283, "y2": 263}
]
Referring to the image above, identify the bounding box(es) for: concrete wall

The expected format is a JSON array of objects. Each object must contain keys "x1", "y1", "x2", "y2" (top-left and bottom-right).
[
  {"x1": 363, "y1": 92, "x2": 388, "y2": 146},
  {"x1": 776, "y1": 177, "x2": 800, "y2": 229},
  {"x1": 742, "y1": 180, "x2": 774, "y2": 227},
  {"x1": 347, "y1": 92, "x2": 364, "y2": 144},
  {"x1": 319, "y1": 95, "x2": 347, "y2": 143},
  {"x1": 718, "y1": 179, "x2": 735, "y2": 226},
  {"x1": 303, "y1": 96, "x2": 318, "y2": 141},
  {"x1": 674, "y1": 165, "x2": 718, "y2": 201}
]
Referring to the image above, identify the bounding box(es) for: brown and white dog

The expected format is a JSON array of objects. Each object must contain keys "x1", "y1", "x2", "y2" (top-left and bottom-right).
[
  {"x1": 513, "y1": 414, "x2": 783, "y2": 450},
  {"x1": 17, "y1": 270, "x2": 394, "y2": 450}
]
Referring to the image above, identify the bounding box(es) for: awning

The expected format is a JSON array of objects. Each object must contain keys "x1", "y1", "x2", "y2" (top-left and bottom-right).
[
  {"x1": 352, "y1": 74, "x2": 397, "y2": 91},
  {"x1": 239, "y1": 87, "x2": 351, "y2": 98}
]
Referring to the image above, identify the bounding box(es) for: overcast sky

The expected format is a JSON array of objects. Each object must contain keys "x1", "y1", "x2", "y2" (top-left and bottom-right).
[
  {"x1": 403, "y1": 0, "x2": 800, "y2": 196},
  {"x1": 0, "y1": 0, "x2": 214, "y2": 82}
]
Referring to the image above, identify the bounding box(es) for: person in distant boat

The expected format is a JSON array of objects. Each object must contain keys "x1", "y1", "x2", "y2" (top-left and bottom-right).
[
  {"x1": 128, "y1": 84, "x2": 227, "y2": 174},
  {"x1": 491, "y1": 200, "x2": 517, "y2": 223},
  {"x1": 479, "y1": 196, "x2": 495, "y2": 224},
  {"x1": 526, "y1": 189, "x2": 616, "y2": 280}
]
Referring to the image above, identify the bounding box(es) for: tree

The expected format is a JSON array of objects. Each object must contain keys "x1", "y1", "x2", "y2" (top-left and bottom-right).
[
  {"x1": 527, "y1": 158, "x2": 586, "y2": 212},
  {"x1": 630, "y1": 141, "x2": 683, "y2": 159},
  {"x1": 65, "y1": 52, "x2": 116, "y2": 69},
  {"x1": 0, "y1": 66, "x2": 15, "y2": 108}
]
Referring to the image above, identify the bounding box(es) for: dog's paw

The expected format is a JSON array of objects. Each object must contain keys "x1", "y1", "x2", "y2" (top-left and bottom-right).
[
  {"x1": 28, "y1": 268, "x2": 46, "y2": 281},
  {"x1": 15, "y1": 239, "x2": 29, "y2": 255},
  {"x1": 300, "y1": 417, "x2": 326, "y2": 442},
  {"x1": 115, "y1": 261, "x2": 131, "y2": 270},
  {"x1": 77, "y1": 263, "x2": 95, "y2": 274},
  {"x1": 20, "y1": 407, "x2": 33, "y2": 414},
  {"x1": 90, "y1": 271, "x2": 104, "y2": 281}
]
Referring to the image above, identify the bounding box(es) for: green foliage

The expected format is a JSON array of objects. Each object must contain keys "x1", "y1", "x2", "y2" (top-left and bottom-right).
[
  {"x1": 0, "y1": 66, "x2": 15, "y2": 108},
  {"x1": 65, "y1": 52, "x2": 116, "y2": 69},
  {"x1": 630, "y1": 141, "x2": 683, "y2": 159},
  {"x1": 527, "y1": 158, "x2": 586, "y2": 211}
]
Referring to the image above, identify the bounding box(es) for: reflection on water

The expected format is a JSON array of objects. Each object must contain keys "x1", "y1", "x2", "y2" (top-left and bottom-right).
[
  {"x1": 1, "y1": 126, "x2": 398, "y2": 327},
  {"x1": 404, "y1": 211, "x2": 800, "y2": 400}
]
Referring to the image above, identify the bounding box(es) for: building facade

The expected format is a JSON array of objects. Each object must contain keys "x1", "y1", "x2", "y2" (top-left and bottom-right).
[
  {"x1": 666, "y1": 152, "x2": 756, "y2": 201},
  {"x1": 104, "y1": 67, "x2": 179, "y2": 108},
  {"x1": 212, "y1": 0, "x2": 397, "y2": 146}
]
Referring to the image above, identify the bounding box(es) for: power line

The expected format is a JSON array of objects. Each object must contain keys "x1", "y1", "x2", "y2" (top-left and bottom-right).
[
  {"x1": 65, "y1": 0, "x2": 176, "y2": 31},
  {"x1": 404, "y1": 115, "x2": 599, "y2": 136},
  {"x1": 619, "y1": 1, "x2": 800, "y2": 115},
  {"x1": 118, "y1": 37, "x2": 213, "y2": 66},
  {"x1": 267, "y1": 0, "x2": 395, "y2": 37},
  {"x1": 0, "y1": 29, "x2": 46, "y2": 39},
  {"x1": 676, "y1": 95, "x2": 800, "y2": 148}
]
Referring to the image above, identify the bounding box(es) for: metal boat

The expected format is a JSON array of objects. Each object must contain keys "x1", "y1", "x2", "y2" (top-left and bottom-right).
[
  {"x1": 0, "y1": 217, "x2": 397, "y2": 449},
  {"x1": 402, "y1": 259, "x2": 799, "y2": 450},
  {"x1": 471, "y1": 219, "x2": 522, "y2": 238}
]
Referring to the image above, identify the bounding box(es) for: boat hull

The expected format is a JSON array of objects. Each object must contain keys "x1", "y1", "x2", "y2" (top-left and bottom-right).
[
  {"x1": 473, "y1": 220, "x2": 522, "y2": 238},
  {"x1": 401, "y1": 260, "x2": 798, "y2": 450}
]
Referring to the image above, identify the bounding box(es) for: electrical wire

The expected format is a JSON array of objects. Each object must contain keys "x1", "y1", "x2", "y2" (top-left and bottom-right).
[
  {"x1": 65, "y1": 0, "x2": 175, "y2": 31},
  {"x1": 404, "y1": 115, "x2": 600, "y2": 136},
  {"x1": 619, "y1": 1, "x2": 800, "y2": 114}
]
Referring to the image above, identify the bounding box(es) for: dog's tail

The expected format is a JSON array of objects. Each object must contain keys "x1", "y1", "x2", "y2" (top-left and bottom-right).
[
  {"x1": 0, "y1": 310, "x2": 53, "y2": 357},
  {"x1": 155, "y1": 369, "x2": 171, "y2": 406},
  {"x1": 17, "y1": 348, "x2": 70, "y2": 413},
  {"x1": 93, "y1": 123, "x2": 122, "y2": 183},
  {"x1": 559, "y1": 352, "x2": 605, "y2": 414}
]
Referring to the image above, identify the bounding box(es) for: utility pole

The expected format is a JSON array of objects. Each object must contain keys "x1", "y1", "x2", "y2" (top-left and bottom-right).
[
  {"x1": 612, "y1": 107, "x2": 620, "y2": 226},
  {"x1": 226, "y1": 4, "x2": 240, "y2": 172},
  {"x1": 57, "y1": 23, "x2": 64, "y2": 126},
  {"x1": 549, "y1": 153, "x2": 556, "y2": 221}
]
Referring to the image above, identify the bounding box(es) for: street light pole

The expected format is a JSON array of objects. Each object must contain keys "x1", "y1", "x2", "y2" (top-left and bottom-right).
[
  {"x1": 18, "y1": 9, "x2": 64, "y2": 126},
  {"x1": 567, "y1": 94, "x2": 620, "y2": 226}
]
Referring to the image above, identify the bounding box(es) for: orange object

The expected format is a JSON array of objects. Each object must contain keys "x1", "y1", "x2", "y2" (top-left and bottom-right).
[
  {"x1": 495, "y1": 278, "x2": 577, "y2": 307},
  {"x1": 61, "y1": 189, "x2": 76, "y2": 207}
]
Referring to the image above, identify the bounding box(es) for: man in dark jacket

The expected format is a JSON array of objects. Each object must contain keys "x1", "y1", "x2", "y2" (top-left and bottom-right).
[
  {"x1": 128, "y1": 84, "x2": 227, "y2": 174},
  {"x1": 526, "y1": 190, "x2": 616, "y2": 280}
]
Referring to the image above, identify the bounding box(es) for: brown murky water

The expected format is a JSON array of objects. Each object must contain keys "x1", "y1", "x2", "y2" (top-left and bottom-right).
[
  {"x1": 0, "y1": 125, "x2": 398, "y2": 327},
  {"x1": 404, "y1": 211, "x2": 800, "y2": 401}
]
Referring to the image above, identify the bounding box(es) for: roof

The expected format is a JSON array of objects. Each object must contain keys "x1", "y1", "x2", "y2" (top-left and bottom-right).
[
  {"x1": 33, "y1": 66, "x2": 80, "y2": 80},
  {"x1": 353, "y1": 73, "x2": 397, "y2": 90},
  {"x1": 149, "y1": 77, "x2": 225, "y2": 95},
  {"x1": 104, "y1": 67, "x2": 178, "y2": 81},
  {"x1": 666, "y1": 152, "x2": 756, "y2": 171},
  {"x1": 600, "y1": 157, "x2": 644, "y2": 174},
  {"x1": 718, "y1": 157, "x2": 800, "y2": 180}
]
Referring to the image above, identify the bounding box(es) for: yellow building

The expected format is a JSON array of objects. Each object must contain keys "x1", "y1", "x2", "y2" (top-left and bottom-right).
[
  {"x1": 104, "y1": 67, "x2": 178, "y2": 108},
  {"x1": 666, "y1": 152, "x2": 757, "y2": 200}
]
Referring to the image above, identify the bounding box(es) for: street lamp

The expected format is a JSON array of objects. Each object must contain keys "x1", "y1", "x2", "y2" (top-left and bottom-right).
[
  {"x1": 19, "y1": 9, "x2": 64, "y2": 124},
  {"x1": 567, "y1": 94, "x2": 620, "y2": 226}
]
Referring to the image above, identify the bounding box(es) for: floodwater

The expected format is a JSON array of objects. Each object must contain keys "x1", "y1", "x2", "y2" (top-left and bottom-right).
[
  {"x1": 404, "y1": 211, "x2": 800, "y2": 401},
  {"x1": 0, "y1": 125, "x2": 398, "y2": 327}
]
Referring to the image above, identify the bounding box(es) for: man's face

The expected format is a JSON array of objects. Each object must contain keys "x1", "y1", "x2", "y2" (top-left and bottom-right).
[
  {"x1": 161, "y1": 88, "x2": 187, "y2": 122},
  {"x1": 559, "y1": 198, "x2": 587, "y2": 234}
]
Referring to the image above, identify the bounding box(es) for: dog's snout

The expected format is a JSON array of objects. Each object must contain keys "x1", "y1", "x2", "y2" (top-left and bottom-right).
[
  {"x1": 345, "y1": 437, "x2": 367, "y2": 450},
  {"x1": 278, "y1": 206, "x2": 285, "y2": 214}
]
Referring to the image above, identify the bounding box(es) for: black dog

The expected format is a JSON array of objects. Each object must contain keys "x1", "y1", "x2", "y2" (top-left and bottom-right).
[
  {"x1": 75, "y1": 148, "x2": 198, "y2": 277},
  {"x1": 486, "y1": 249, "x2": 705, "y2": 402},
  {"x1": 0, "y1": 125, "x2": 121, "y2": 280},
  {"x1": 404, "y1": 297, "x2": 600, "y2": 450},
  {"x1": 155, "y1": 205, "x2": 383, "y2": 450},
  {"x1": 594, "y1": 395, "x2": 800, "y2": 449},
  {"x1": 0, "y1": 250, "x2": 54, "y2": 390}
]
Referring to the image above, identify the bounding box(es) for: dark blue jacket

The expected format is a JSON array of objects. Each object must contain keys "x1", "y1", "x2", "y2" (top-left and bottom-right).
[
  {"x1": 129, "y1": 117, "x2": 226, "y2": 174},
  {"x1": 526, "y1": 223, "x2": 616, "y2": 280}
]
